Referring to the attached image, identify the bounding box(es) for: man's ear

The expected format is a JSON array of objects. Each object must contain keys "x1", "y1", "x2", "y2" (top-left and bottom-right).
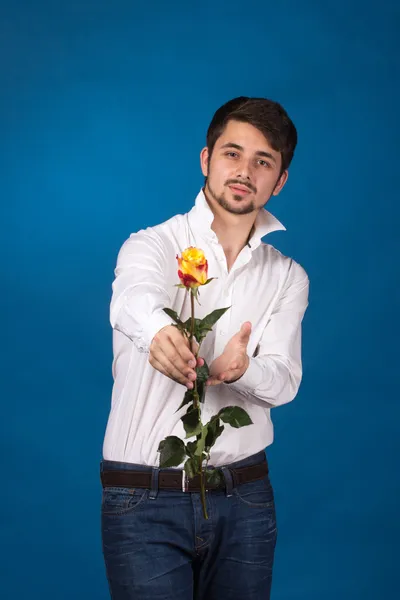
[
  {"x1": 272, "y1": 170, "x2": 288, "y2": 196},
  {"x1": 200, "y1": 147, "x2": 209, "y2": 177}
]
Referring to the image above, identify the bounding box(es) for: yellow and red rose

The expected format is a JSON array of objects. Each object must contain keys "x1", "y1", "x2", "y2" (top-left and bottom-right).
[{"x1": 177, "y1": 247, "x2": 208, "y2": 289}]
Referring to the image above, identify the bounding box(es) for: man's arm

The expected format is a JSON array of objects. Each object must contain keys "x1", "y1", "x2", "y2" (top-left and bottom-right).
[
  {"x1": 208, "y1": 261, "x2": 309, "y2": 409},
  {"x1": 110, "y1": 230, "x2": 200, "y2": 388},
  {"x1": 110, "y1": 230, "x2": 174, "y2": 351}
]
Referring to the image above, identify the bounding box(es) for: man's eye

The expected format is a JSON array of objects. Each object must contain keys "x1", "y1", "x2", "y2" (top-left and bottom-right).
[
  {"x1": 226, "y1": 152, "x2": 238, "y2": 158},
  {"x1": 258, "y1": 159, "x2": 271, "y2": 168}
]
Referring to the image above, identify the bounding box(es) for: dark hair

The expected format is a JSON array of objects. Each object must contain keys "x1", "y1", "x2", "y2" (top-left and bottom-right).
[{"x1": 206, "y1": 96, "x2": 297, "y2": 172}]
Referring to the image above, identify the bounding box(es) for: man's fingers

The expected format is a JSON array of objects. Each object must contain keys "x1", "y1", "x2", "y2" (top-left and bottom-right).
[
  {"x1": 152, "y1": 343, "x2": 195, "y2": 379},
  {"x1": 167, "y1": 327, "x2": 198, "y2": 366},
  {"x1": 207, "y1": 357, "x2": 248, "y2": 385},
  {"x1": 150, "y1": 326, "x2": 205, "y2": 387},
  {"x1": 152, "y1": 327, "x2": 196, "y2": 368},
  {"x1": 206, "y1": 377, "x2": 223, "y2": 386},
  {"x1": 190, "y1": 338, "x2": 200, "y2": 355},
  {"x1": 148, "y1": 356, "x2": 169, "y2": 378},
  {"x1": 151, "y1": 340, "x2": 195, "y2": 385},
  {"x1": 149, "y1": 354, "x2": 194, "y2": 388},
  {"x1": 150, "y1": 326, "x2": 208, "y2": 389},
  {"x1": 206, "y1": 371, "x2": 227, "y2": 386}
]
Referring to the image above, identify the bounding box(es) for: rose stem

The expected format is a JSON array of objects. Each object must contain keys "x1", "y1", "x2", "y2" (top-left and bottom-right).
[
  {"x1": 190, "y1": 290, "x2": 199, "y2": 410},
  {"x1": 190, "y1": 288, "x2": 206, "y2": 517},
  {"x1": 199, "y1": 468, "x2": 208, "y2": 519}
]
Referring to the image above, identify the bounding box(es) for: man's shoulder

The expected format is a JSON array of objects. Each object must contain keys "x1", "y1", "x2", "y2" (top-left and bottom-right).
[
  {"x1": 150, "y1": 211, "x2": 187, "y2": 237},
  {"x1": 259, "y1": 241, "x2": 309, "y2": 282},
  {"x1": 117, "y1": 211, "x2": 187, "y2": 256}
]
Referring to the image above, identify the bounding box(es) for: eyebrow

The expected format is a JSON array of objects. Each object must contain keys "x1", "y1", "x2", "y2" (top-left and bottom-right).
[{"x1": 220, "y1": 142, "x2": 277, "y2": 163}]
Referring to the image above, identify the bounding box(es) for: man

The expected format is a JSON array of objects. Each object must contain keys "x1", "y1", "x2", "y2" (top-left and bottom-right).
[{"x1": 101, "y1": 96, "x2": 309, "y2": 599}]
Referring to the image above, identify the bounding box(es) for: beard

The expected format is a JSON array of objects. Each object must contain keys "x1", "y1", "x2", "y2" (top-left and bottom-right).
[{"x1": 205, "y1": 179, "x2": 256, "y2": 215}]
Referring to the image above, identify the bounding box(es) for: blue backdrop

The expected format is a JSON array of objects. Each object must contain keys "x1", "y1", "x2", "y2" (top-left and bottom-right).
[{"x1": 1, "y1": 1, "x2": 399, "y2": 598}]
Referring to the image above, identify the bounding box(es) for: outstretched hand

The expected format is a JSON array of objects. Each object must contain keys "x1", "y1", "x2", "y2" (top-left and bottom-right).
[
  {"x1": 206, "y1": 322, "x2": 252, "y2": 386},
  {"x1": 149, "y1": 325, "x2": 204, "y2": 389}
]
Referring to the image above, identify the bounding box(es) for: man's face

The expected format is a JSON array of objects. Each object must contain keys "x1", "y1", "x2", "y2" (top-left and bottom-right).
[{"x1": 200, "y1": 119, "x2": 288, "y2": 215}]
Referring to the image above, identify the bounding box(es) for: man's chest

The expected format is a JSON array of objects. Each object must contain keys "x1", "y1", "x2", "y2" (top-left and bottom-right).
[{"x1": 166, "y1": 251, "x2": 287, "y2": 359}]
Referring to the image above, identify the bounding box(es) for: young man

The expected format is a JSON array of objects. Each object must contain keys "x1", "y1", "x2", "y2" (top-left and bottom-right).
[{"x1": 101, "y1": 97, "x2": 309, "y2": 599}]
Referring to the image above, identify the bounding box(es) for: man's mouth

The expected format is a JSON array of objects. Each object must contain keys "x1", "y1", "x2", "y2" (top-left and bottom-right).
[{"x1": 228, "y1": 184, "x2": 252, "y2": 196}]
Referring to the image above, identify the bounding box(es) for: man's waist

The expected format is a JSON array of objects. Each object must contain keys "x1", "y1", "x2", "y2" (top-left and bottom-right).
[{"x1": 100, "y1": 450, "x2": 268, "y2": 493}]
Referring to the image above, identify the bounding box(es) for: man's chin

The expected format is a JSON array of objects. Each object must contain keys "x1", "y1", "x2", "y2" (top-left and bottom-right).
[
  {"x1": 205, "y1": 183, "x2": 255, "y2": 215},
  {"x1": 221, "y1": 198, "x2": 255, "y2": 215}
]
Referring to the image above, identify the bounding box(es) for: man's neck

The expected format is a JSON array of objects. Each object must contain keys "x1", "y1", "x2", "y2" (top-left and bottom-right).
[{"x1": 203, "y1": 188, "x2": 257, "y2": 271}]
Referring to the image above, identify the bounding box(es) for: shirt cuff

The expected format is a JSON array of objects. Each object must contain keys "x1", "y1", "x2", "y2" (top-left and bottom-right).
[
  {"x1": 145, "y1": 310, "x2": 177, "y2": 347},
  {"x1": 225, "y1": 357, "x2": 269, "y2": 395}
]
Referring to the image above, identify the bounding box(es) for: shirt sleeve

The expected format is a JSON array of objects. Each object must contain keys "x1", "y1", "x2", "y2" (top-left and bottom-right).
[
  {"x1": 226, "y1": 260, "x2": 309, "y2": 408},
  {"x1": 110, "y1": 229, "x2": 174, "y2": 353}
]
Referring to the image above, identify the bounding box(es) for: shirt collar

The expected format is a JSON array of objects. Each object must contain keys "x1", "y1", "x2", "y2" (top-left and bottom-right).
[{"x1": 188, "y1": 188, "x2": 286, "y2": 250}]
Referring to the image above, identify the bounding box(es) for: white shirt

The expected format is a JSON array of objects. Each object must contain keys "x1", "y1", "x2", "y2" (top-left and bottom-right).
[{"x1": 103, "y1": 189, "x2": 309, "y2": 467}]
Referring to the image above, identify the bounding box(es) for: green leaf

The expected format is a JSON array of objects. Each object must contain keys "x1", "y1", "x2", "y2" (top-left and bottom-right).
[
  {"x1": 184, "y1": 456, "x2": 201, "y2": 479},
  {"x1": 204, "y1": 417, "x2": 225, "y2": 451},
  {"x1": 163, "y1": 308, "x2": 183, "y2": 324},
  {"x1": 218, "y1": 406, "x2": 253, "y2": 428},
  {"x1": 173, "y1": 323, "x2": 189, "y2": 336},
  {"x1": 163, "y1": 309, "x2": 191, "y2": 338},
  {"x1": 193, "y1": 362, "x2": 209, "y2": 404},
  {"x1": 183, "y1": 318, "x2": 206, "y2": 339},
  {"x1": 194, "y1": 424, "x2": 208, "y2": 457},
  {"x1": 182, "y1": 317, "x2": 205, "y2": 344},
  {"x1": 198, "y1": 307, "x2": 231, "y2": 332},
  {"x1": 186, "y1": 440, "x2": 197, "y2": 458},
  {"x1": 200, "y1": 383, "x2": 208, "y2": 404},
  {"x1": 182, "y1": 406, "x2": 202, "y2": 438},
  {"x1": 158, "y1": 436, "x2": 186, "y2": 467},
  {"x1": 196, "y1": 362, "x2": 209, "y2": 384},
  {"x1": 202, "y1": 277, "x2": 216, "y2": 286},
  {"x1": 192, "y1": 390, "x2": 201, "y2": 406},
  {"x1": 195, "y1": 381, "x2": 204, "y2": 405},
  {"x1": 176, "y1": 389, "x2": 194, "y2": 412},
  {"x1": 205, "y1": 468, "x2": 224, "y2": 487},
  {"x1": 186, "y1": 317, "x2": 202, "y2": 329}
]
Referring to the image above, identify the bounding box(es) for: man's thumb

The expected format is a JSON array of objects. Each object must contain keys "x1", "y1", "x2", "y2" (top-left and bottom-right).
[{"x1": 239, "y1": 321, "x2": 252, "y2": 344}]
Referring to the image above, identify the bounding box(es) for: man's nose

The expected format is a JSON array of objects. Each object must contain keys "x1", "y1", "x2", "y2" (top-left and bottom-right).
[{"x1": 235, "y1": 159, "x2": 252, "y2": 180}]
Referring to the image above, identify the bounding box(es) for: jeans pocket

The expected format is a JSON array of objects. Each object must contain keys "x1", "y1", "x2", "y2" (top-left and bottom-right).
[
  {"x1": 233, "y1": 476, "x2": 275, "y2": 508},
  {"x1": 101, "y1": 486, "x2": 149, "y2": 516}
]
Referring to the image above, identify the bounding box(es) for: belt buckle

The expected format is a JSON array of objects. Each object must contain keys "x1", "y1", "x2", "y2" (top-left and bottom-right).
[{"x1": 182, "y1": 470, "x2": 189, "y2": 492}]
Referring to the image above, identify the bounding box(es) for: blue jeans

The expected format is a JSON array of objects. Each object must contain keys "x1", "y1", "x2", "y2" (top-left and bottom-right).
[{"x1": 101, "y1": 451, "x2": 277, "y2": 599}]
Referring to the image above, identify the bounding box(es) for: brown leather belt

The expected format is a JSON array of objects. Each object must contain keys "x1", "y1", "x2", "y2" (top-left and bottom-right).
[{"x1": 101, "y1": 459, "x2": 269, "y2": 493}]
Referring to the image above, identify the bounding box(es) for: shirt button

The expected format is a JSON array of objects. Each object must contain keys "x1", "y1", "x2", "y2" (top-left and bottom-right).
[{"x1": 220, "y1": 331, "x2": 226, "y2": 336}]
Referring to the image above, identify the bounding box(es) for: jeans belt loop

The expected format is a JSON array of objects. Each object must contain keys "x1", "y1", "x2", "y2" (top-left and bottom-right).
[
  {"x1": 182, "y1": 470, "x2": 189, "y2": 493},
  {"x1": 221, "y1": 466, "x2": 234, "y2": 497},
  {"x1": 149, "y1": 467, "x2": 160, "y2": 500}
]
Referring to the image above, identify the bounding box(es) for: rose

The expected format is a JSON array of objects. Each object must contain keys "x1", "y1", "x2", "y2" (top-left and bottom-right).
[
  {"x1": 177, "y1": 247, "x2": 208, "y2": 289},
  {"x1": 158, "y1": 246, "x2": 253, "y2": 520}
]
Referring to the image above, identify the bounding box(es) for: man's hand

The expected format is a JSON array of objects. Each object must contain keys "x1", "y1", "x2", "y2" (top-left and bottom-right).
[
  {"x1": 206, "y1": 322, "x2": 252, "y2": 386},
  {"x1": 149, "y1": 325, "x2": 204, "y2": 389}
]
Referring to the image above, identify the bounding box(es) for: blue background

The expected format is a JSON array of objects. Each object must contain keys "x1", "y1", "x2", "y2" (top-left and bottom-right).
[{"x1": 1, "y1": 1, "x2": 399, "y2": 598}]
